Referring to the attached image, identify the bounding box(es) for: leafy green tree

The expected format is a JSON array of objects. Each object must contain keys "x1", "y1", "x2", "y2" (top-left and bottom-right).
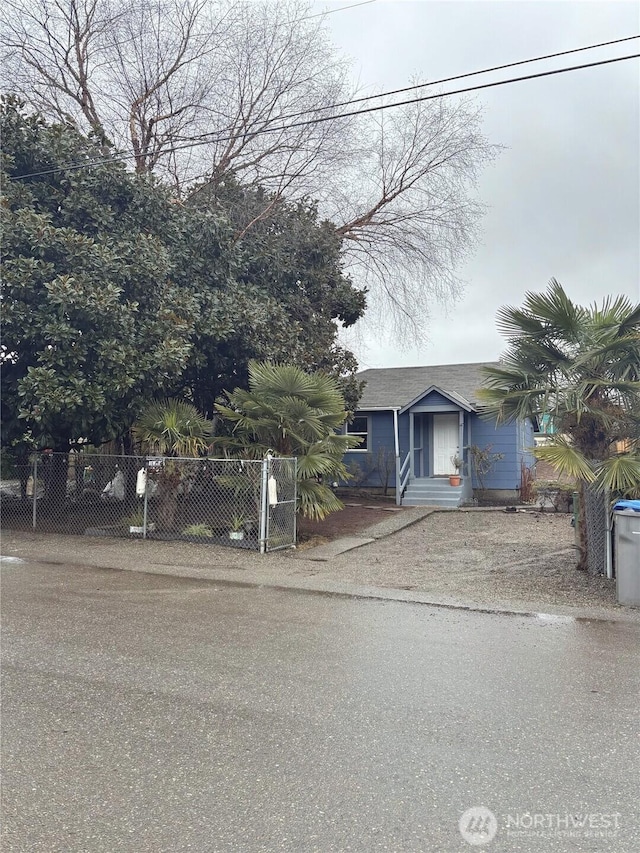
[
  {"x1": 2, "y1": 101, "x2": 364, "y2": 446},
  {"x1": 1, "y1": 101, "x2": 364, "y2": 470},
  {"x1": 215, "y1": 361, "x2": 360, "y2": 519},
  {"x1": 0, "y1": 98, "x2": 205, "y2": 454},
  {"x1": 478, "y1": 279, "x2": 640, "y2": 570},
  {"x1": 182, "y1": 178, "x2": 366, "y2": 414}
]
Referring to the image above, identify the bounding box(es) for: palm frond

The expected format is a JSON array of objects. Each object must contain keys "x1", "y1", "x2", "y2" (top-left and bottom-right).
[
  {"x1": 534, "y1": 437, "x2": 595, "y2": 482},
  {"x1": 594, "y1": 453, "x2": 640, "y2": 496},
  {"x1": 215, "y1": 361, "x2": 354, "y2": 519},
  {"x1": 297, "y1": 479, "x2": 345, "y2": 520},
  {"x1": 133, "y1": 399, "x2": 212, "y2": 457},
  {"x1": 524, "y1": 278, "x2": 586, "y2": 340}
]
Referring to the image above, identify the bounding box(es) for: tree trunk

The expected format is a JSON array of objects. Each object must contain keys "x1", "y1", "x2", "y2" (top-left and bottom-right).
[
  {"x1": 44, "y1": 450, "x2": 70, "y2": 510},
  {"x1": 155, "y1": 462, "x2": 182, "y2": 531},
  {"x1": 581, "y1": 481, "x2": 608, "y2": 576}
]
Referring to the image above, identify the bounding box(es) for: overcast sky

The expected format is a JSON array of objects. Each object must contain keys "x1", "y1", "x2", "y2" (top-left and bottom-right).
[{"x1": 311, "y1": 0, "x2": 640, "y2": 369}]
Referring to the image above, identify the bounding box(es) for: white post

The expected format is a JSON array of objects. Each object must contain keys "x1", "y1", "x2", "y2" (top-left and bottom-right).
[
  {"x1": 32, "y1": 456, "x2": 38, "y2": 530},
  {"x1": 605, "y1": 489, "x2": 613, "y2": 579},
  {"x1": 293, "y1": 457, "x2": 298, "y2": 545},
  {"x1": 259, "y1": 455, "x2": 270, "y2": 554},
  {"x1": 142, "y1": 463, "x2": 149, "y2": 539},
  {"x1": 409, "y1": 413, "x2": 415, "y2": 478},
  {"x1": 393, "y1": 408, "x2": 401, "y2": 505}
]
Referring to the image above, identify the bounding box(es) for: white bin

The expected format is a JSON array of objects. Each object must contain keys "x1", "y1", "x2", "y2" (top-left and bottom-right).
[{"x1": 614, "y1": 509, "x2": 640, "y2": 607}]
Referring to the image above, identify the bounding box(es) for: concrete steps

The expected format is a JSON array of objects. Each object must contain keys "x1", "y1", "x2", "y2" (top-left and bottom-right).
[{"x1": 402, "y1": 477, "x2": 463, "y2": 508}]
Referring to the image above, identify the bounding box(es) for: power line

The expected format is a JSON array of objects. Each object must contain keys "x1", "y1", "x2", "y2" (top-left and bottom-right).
[
  {"x1": 304, "y1": 0, "x2": 377, "y2": 21},
  {"x1": 180, "y1": 33, "x2": 640, "y2": 142},
  {"x1": 286, "y1": 52, "x2": 640, "y2": 128},
  {"x1": 157, "y1": 33, "x2": 640, "y2": 148},
  {"x1": 281, "y1": 33, "x2": 640, "y2": 119},
  {"x1": 90, "y1": 0, "x2": 378, "y2": 50},
  {"x1": 11, "y1": 50, "x2": 639, "y2": 180}
]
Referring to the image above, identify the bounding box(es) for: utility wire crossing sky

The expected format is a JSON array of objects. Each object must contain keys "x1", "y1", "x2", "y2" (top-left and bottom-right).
[{"x1": 13, "y1": 37, "x2": 640, "y2": 180}]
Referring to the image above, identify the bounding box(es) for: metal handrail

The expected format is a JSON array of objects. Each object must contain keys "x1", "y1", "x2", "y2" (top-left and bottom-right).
[{"x1": 396, "y1": 452, "x2": 411, "y2": 505}]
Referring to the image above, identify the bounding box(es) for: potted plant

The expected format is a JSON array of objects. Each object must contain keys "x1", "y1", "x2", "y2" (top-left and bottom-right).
[
  {"x1": 229, "y1": 514, "x2": 245, "y2": 541},
  {"x1": 449, "y1": 454, "x2": 463, "y2": 487},
  {"x1": 123, "y1": 508, "x2": 155, "y2": 535}
]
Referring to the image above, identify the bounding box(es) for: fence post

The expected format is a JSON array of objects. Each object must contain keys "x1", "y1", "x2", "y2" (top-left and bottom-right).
[
  {"x1": 32, "y1": 456, "x2": 38, "y2": 530},
  {"x1": 142, "y1": 461, "x2": 149, "y2": 539},
  {"x1": 293, "y1": 457, "x2": 298, "y2": 546},
  {"x1": 259, "y1": 456, "x2": 269, "y2": 554}
]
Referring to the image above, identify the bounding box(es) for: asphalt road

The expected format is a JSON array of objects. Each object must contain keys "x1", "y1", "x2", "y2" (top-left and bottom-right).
[{"x1": 2, "y1": 559, "x2": 639, "y2": 853}]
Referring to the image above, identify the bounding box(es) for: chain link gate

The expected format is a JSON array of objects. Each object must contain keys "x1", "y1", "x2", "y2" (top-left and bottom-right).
[
  {"x1": 1, "y1": 452, "x2": 297, "y2": 552},
  {"x1": 261, "y1": 455, "x2": 297, "y2": 552}
]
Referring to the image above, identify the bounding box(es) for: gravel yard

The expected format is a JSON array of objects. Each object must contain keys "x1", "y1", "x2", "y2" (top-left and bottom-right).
[{"x1": 291, "y1": 509, "x2": 623, "y2": 613}]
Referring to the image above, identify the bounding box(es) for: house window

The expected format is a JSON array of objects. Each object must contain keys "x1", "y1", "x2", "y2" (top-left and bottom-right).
[{"x1": 346, "y1": 415, "x2": 369, "y2": 450}]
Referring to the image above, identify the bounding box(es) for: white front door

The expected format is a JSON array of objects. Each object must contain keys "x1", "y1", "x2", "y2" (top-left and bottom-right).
[{"x1": 433, "y1": 413, "x2": 460, "y2": 475}]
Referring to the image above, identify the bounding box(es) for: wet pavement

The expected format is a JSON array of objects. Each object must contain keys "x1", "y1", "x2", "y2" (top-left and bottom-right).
[
  {"x1": 2, "y1": 524, "x2": 634, "y2": 620},
  {"x1": 2, "y1": 559, "x2": 639, "y2": 852}
]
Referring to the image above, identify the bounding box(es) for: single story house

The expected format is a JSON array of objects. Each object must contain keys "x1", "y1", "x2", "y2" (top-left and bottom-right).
[{"x1": 342, "y1": 362, "x2": 535, "y2": 507}]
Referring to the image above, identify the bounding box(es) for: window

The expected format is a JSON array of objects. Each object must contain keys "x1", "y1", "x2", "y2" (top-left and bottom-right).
[{"x1": 346, "y1": 415, "x2": 369, "y2": 450}]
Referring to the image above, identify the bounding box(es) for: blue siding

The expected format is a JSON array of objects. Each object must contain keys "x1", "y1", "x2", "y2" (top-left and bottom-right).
[
  {"x1": 410, "y1": 390, "x2": 457, "y2": 408},
  {"x1": 342, "y1": 407, "x2": 529, "y2": 493},
  {"x1": 467, "y1": 416, "x2": 521, "y2": 490},
  {"x1": 343, "y1": 410, "x2": 396, "y2": 488}
]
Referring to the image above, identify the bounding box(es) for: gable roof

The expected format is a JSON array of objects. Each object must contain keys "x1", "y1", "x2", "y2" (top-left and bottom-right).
[{"x1": 356, "y1": 362, "x2": 500, "y2": 411}]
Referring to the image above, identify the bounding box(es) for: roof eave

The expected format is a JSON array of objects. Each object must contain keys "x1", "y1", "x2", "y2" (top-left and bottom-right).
[{"x1": 399, "y1": 385, "x2": 476, "y2": 414}]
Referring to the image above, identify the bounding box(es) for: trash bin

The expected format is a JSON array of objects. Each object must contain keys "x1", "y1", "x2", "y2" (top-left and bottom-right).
[{"x1": 613, "y1": 501, "x2": 640, "y2": 607}]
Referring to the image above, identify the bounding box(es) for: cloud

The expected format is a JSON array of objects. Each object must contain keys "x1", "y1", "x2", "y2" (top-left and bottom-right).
[{"x1": 325, "y1": 0, "x2": 640, "y2": 367}]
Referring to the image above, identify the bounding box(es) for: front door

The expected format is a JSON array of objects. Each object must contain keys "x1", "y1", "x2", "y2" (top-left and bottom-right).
[{"x1": 433, "y1": 413, "x2": 459, "y2": 475}]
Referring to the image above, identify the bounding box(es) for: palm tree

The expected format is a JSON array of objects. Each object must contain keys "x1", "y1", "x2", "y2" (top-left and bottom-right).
[
  {"x1": 478, "y1": 279, "x2": 640, "y2": 571},
  {"x1": 215, "y1": 361, "x2": 361, "y2": 519},
  {"x1": 132, "y1": 399, "x2": 212, "y2": 529}
]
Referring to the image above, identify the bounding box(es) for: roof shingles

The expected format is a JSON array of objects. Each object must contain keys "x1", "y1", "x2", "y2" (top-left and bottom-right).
[{"x1": 356, "y1": 362, "x2": 500, "y2": 411}]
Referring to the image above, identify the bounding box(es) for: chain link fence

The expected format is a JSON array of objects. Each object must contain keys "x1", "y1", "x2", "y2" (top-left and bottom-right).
[
  {"x1": 1, "y1": 452, "x2": 297, "y2": 553},
  {"x1": 582, "y1": 483, "x2": 607, "y2": 576}
]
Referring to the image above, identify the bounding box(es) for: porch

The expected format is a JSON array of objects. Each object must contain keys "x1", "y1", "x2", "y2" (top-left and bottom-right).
[
  {"x1": 401, "y1": 476, "x2": 464, "y2": 508},
  {"x1": 396, "y1": 405, "x2": 473, "y2": 508}
]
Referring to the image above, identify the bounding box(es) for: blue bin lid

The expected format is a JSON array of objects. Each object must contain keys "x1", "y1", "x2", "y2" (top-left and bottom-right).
[{"x1": 613, "y1": 500, "x2": 640, "y2": 512}]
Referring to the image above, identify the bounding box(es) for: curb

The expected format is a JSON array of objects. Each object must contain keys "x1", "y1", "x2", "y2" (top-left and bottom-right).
[{"x1": 4, "y1": 552, "x2": 635, "y2": 624}]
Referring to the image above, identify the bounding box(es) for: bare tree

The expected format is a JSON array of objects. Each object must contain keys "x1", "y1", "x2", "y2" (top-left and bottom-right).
[
  {"x1": 2, "y1": 0, "x2": 114, "y2": 144},
  {"x1": 1, "y1": 0, "x2": 352, "y2": 184},
  {"x1": 1, "y1": 0, "x2": 239, "y2": 173},
  {"x1": 326, "y1": 91, "x2": 497, "y2": 339},
  {"x1": 2, "y1": 0, "x2": 498, "y2": 340}
]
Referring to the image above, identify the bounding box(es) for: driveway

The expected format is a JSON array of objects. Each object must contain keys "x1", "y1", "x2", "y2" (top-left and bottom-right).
[{"x1": 2, "y1": 559, "x2": 639, "y2": 852}]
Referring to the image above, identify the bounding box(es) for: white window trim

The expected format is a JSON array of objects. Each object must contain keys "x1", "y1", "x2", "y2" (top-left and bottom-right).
[{"x1": 345, "y1": 415, "x2": 370, "y2": 452}]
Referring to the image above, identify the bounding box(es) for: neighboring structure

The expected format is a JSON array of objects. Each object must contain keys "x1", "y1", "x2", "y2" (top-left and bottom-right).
[
  {"x1": 342, "y1": 362, "x2": 535, "y2": 507},
  {"x1": 532, "y1": 412, "x2": 557, "y2": 446}
]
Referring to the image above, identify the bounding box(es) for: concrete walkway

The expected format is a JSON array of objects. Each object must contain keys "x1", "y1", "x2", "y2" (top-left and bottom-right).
[{"x1": 297, "y1": 505, "x2": 435, "y2": 560}]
